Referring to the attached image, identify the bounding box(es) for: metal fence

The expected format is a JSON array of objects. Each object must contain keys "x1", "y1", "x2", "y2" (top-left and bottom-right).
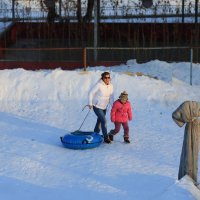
[
  {"x1": 0, "y1": 46, "x2": 199, "y2": 85},
  {"x1": 0, "y1": 46, "x2": 198, "y2": 63},
  {"x1": 0, "y1": 2, "x2": 200, "y2": 22}
]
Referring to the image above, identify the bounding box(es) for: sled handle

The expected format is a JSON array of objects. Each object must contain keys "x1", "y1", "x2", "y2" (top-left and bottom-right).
[
  {"x1": 82, "y1": 105, "x2": 90, "y2": 111},
  {"x1": 78, "y1": 109, "x2": 91, "y2": 131}
]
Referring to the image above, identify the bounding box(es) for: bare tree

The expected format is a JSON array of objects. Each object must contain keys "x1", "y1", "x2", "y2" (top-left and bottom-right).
[
  {"x1": 76, "y1": 0, "x2": 100, "y2": 23},
  {"x1": 141, "y1": 0, "x2": 153, "y2": 8},
  {"x1": 77, "y1": 0, "x2": 82, "y2": 22},
  {"x1": 83, "y1": 0, "x2": 95, "y2": 22},
  {"x1": 41, "y1": 0, "x2": 59, "y2": 22}
]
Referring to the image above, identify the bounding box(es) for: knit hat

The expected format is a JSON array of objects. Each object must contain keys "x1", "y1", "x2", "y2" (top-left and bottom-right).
[{"x1": 119, "y1": 91, "x2": 128, "y2": 103}]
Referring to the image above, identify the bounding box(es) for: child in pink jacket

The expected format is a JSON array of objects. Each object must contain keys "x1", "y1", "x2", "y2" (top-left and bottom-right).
[{"x1": 109, "y1": 91, "x2": 132, "y2": 143}]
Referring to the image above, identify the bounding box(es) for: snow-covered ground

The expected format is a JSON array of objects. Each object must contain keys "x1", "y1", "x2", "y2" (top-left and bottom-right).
[{"x1": 0, "y1": 59, "x2": 200, "y2": 200}]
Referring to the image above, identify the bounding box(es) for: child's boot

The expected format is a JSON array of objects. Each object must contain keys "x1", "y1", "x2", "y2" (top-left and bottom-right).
[
  {"x1": 104, "y1": 136, "x2": 111, "y2": 144},
  {"x1": 109, "y1": 134, "x2": 114, "y2": 141},
  {"x1": 124, "y1": 137, "x2": 130, "y2": 143},
  {"x1": 108, "y1": 130, "x2": 114, "y2": 141}
]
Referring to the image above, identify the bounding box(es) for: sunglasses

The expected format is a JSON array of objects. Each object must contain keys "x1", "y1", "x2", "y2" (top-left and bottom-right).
[{"x1": 104, "y1": 76, "x2": 110, "y2": 79}]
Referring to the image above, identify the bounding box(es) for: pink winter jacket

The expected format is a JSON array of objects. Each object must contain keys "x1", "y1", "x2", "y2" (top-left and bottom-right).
[{"x1": 111, "y1": 100, "x2": 132, "y2": 123}]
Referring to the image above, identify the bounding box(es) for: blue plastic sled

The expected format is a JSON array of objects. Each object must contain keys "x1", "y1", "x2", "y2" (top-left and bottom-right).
[{"x1": 60, "y1": 131, "x2": 103, "y2": 150}]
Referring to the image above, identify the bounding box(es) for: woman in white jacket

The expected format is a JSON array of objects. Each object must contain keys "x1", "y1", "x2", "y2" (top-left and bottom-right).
[{"x1": 88, "y1": 72, "x2": 114, "y2": 143}]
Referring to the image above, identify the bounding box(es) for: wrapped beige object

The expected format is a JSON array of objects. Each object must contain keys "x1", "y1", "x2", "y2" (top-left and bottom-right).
[{"x1": 172, "y1": 101, "x2": 200, "y2": 182}]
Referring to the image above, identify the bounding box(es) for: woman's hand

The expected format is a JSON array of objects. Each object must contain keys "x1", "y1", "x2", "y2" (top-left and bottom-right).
[{"x1": 89, "y1": 105, "x2": 93, "y2": 109}]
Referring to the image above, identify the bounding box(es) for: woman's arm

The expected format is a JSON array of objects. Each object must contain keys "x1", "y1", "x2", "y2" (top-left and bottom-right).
[{"x1": 88, "y1": 83, "x2": 100, "y2": 107}]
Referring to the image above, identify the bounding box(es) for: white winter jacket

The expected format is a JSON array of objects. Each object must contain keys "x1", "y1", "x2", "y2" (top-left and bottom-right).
[{"x1": 89, "y1": 79, "x2": 114, "y2": 109}]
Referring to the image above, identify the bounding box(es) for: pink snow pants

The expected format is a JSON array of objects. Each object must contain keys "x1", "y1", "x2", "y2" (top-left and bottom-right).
[{"x1": 112, "y1": 122, "x2": 129, "y2": 138}]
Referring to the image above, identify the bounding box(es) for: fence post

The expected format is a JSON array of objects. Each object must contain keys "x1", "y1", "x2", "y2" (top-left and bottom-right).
[
  {"x1": 12, "y1": 0, "x2": 15, "y2": 20},
  {"x1": 195, "y1": 0, "x2": 199, "y2": 23},
  {"x1": 84, "y1": 48, "x2": 87, "y2": 71},
  {"x1": 190, "y1": 48, "x2": 193, "y2": 86},
  {"x1": 94, "y1": 0, "x2": 99, "y2": 62},
  {"x1": 182, "y1": 0, "x2": 185, "y2": 23}
]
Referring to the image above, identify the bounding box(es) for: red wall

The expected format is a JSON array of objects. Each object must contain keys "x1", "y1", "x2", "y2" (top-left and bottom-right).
[
  {"x1": 0, "y1": 22, "x2": 200, "y2": 70},
  {"x1": 10, "y1": 22, "x2": 200, "y2": 46}
]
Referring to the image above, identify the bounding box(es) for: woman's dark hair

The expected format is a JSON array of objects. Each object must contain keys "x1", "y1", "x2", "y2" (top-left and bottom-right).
[{"x1": 101, "y1": 72, "x2": 110, "y2": 80}]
